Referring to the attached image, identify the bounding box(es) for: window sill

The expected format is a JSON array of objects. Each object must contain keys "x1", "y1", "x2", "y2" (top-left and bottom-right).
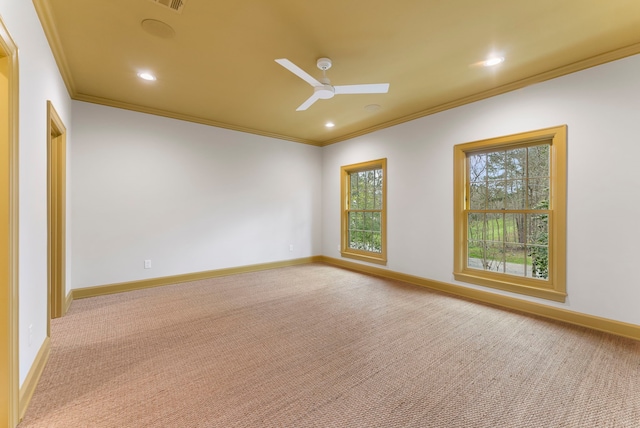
[
  {"x1": 341, "y1": 251, "x2": 387, "y2": 266},
  {"x1": 453, "y1": 270, "x2": 566, "y2": 302}
]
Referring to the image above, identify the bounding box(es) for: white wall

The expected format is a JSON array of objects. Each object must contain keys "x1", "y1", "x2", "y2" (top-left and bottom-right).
[
  {"x1": 0, "y1": 1, "x2": 73, "y2": 385},
  {"x1": 322, "y1": 54, "x2": 640, "y2": 326},
  {"x1": 70, "y1": 102, "x2": 322, "y2": 288}
]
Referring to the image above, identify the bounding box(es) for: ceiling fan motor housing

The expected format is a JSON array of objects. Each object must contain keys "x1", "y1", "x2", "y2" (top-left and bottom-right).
[{"x1": 314, "y1": 84, "x2": 335, "y2": 99}]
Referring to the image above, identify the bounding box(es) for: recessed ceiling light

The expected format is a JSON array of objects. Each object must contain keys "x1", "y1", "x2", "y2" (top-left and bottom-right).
[
  {"x1": 325, "y1": 122, "x2": 335, "y2": 128},
  {"x1": 482, "y1": 56, "x2": 505, "y2": 67},
  {"x1": 137, "y1": 72, "x2": 156, "y2": 81},
  {"x1": 364, "y1": 104, "x2": 381, "y2": 112}
]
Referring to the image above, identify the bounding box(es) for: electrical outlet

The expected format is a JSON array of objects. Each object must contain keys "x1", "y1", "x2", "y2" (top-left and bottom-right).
[
  {"x1": 28, "y1": 324, "x2": 33, "y2": 346},
  {"x1": 144, "y1": 259, "x2": 152, "y2": 269},
  {"x1": 289, "y1": 244, "x2": 294, "y2": 252}
]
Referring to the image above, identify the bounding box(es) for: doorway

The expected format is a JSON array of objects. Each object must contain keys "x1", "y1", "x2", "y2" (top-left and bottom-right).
[
  {"x1": 47, "y1": 101, "x2": 66, "y2": 330},
  {"x1": 0, "y1": 15, "x2": 19, "y2": 428}
]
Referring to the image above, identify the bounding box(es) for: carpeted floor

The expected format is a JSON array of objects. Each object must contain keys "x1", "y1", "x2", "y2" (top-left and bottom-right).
[{"x1": 18, "y1": 264, "x2": 640, "y2": 427}]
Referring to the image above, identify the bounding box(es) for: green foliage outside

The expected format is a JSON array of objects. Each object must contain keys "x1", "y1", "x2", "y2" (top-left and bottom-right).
[
  {"x1": 467, "y1": 144, "x2": 549, "y2": 279},
  {"x1": 529, "y1": 200, "x2": 549, "y2": 279},
  {"x1": 348, "y1": 168, "x2": 383, "y2": 253}
]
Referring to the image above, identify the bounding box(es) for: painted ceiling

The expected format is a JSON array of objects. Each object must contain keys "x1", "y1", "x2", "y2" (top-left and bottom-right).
[{"x1": 35, "y1": 0, "x2": 640, "y2": 145}]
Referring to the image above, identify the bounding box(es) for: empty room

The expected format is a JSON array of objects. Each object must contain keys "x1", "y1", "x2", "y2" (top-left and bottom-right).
[{"x1": 1, "y1": 1, "x2": 640, "y2": 427}]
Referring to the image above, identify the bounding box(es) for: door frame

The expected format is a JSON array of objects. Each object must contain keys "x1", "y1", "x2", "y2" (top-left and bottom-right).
[
  {"x1": 0, "y1": 14, "x2": 19, "y2": 428},
  {"x1": 47, "y1": 101, "x2": 66, "y2": 330}
]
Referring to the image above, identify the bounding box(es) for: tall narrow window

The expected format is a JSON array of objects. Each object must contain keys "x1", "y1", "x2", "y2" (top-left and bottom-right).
[
  {"x1": 341, "y1": 159, "x2": 387, "y2": 265},
  {"x1": 454, "y1": 126, "x2": 566, "y2": 302}
]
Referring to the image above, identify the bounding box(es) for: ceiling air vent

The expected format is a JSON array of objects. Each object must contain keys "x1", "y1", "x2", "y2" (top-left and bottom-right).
[{"x1": 148, "y1": 0, "x2": 187, "y2": 14}]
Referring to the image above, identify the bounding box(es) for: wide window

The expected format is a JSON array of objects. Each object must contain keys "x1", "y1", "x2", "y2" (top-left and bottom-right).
[
  {"x1": 454, "y1": 126, "x2": 566, "y2": 302},
  {"x1": 341, "y1": 159, "x2": 387, "y2": 265}
]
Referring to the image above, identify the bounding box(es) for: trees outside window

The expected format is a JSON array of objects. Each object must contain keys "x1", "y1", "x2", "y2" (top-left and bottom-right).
[
  {"x1": 454, "y1": 127, "x2": 566, "y2": 302},
  {"x1": 341, "y1": 159, "x2": 387, "y2": 265}
]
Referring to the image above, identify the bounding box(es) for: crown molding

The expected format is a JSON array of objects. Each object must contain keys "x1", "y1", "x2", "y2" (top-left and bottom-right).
[
  {"x1": 73, "y1": 93, "x2": 322, "y2": 146},
  {"x1": 32, "y1": 0, "x2": 77, "y2": 96}
]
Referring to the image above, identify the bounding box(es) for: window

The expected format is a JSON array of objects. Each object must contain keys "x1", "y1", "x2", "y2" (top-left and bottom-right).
[
  {"x1": 341, "y1": 159, "x2": 387, "y2": 265},
  {"x1": 454, "y1": 126, "x2": 566, "y2": 302}
]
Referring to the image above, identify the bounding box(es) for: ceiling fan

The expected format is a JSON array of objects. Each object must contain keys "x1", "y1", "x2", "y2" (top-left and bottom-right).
[{"x1": 275, "y1": 57, "x2": 390, "y2": 111}]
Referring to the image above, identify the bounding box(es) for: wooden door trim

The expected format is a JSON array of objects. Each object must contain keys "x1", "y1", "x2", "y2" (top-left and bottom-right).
[
  {"x1": 0, "y1": 14, "x2": 19, "y2": 428},
  {"x1": 47, "y1": 101, "x2": 66, "y2": 329}
]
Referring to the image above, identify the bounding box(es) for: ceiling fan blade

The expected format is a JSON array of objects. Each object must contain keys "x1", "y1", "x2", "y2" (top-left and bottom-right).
[
  {"x1": 275, "y1": 58, "x2": 322, "y2": 87},
  {"x1": 296, "y1": 92, "x2": 322, "y2": 111},
  {"x1": 334, "y1": 83, "x2": 390, "y2": 94}
]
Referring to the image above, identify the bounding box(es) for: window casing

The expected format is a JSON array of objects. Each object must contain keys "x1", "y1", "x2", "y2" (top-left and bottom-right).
[
  {"x1": 341, "y1": 159, "x2": 387, "y2": 265},
  {"x1": 454, "y1": 126, "x2": 566, "y2": 302}
]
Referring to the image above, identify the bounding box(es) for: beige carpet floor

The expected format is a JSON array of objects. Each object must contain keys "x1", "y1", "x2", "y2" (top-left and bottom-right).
[{"x1": 18, "y1": 264, "x2": 640, "y2": 427}]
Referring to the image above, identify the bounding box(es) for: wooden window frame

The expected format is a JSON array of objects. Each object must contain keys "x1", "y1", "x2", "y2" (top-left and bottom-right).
[
  {"x1": 341, "y1": 158, "x2": 387, "y2": 265},
  {"x1": 453, "y1": 126, "x2": 567, "y2": 302}
]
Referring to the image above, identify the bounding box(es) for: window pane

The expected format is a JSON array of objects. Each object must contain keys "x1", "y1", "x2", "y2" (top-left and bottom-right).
[
  {"x1": 505, "y1": 243, "x2": 527, "y2": 276},
  {"x1": 467, "y1": 211, "x2": 549, "y2": 280},
  {"x1": 527, "y1": 213, "x2": 549, "y2": 280},
  {"x1": 529, "y1": 244, "x2": 549, "y2": 279},
  {"x1": 487, "y1": 180, "x2": 505, "y2": 210},
  {"x1": 370, "y1": 170, "x2": 376, "y2": 210},
  {"x1": 469, "y1": 183, "x2": 487, "y2": 210},
  {"x1": 349, "y1": 212, "x2": 361, "y2": 236},
  {"x1": 372, "y1": 169, "x2": 379, "y2": 210},
  {"x1": 527, "y1": 213, "x2": 548, "y2": 245},
  {"x1": 505, "y1": 179, "x2": 525, "y2": 210},
  {"x1": 364, "y1": 170, "x2": 373, "y2": 209},
  {"x1": 468, "y1": 213, "x2": 484, "y2": 241},
  {"x1": 370, "y1": 232, "x2": 382, "y2": 253},
  {"x1": 528, "y1": 178, "x2": 549, "y2": 209},
  {"x1": 371, "y1": 212, "x2": 381, "y2": 232},
  {"x1": 348, "y1": 210, "x2": 383, "y2": 253},
  {"x1": 364, "y1": 212, "x2": 373, "y2": 232},
  {"x1": 504, "y1": 213, "x2": 525, "y2": 244},
  {"x1": 357, "y1": 172, "x2": 365, "y2": 209},
  {"x1": 484, "y1": 241, "x2": 505, "y2": 273},
  {"x1": 528, "y1": 144, "x2": 550, "y2": 178},
  {"x1": 506, "y1": 148, "x2": 527, "y2": 180},
  {"x1": 469, "y1": 154, "x2": 487, "y2": 182},
  {"x1": 464, "y1": 143, "x2": 551, "y2": 282},
  {"x1": 350, "y1": 168, "x2": 384, "y2": 211},
  {"x1": 486, "y1": 151, "x2": 505, "y2": 180},
  {"x1": 374, "y1": 169, "x2": 383, "y2": 210},
  {"x1": 348, "y1": 228, "x2": 359, "y2": 249},
  {"x1": 351, "y1": 174, "x2": 360, "y2": 209},
  {"x1": 485, "y1": 213, "x2": 503, "y2": 242},
  {"x1": 468, "y1": 240, "x2": 484, "y2": 270}
]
